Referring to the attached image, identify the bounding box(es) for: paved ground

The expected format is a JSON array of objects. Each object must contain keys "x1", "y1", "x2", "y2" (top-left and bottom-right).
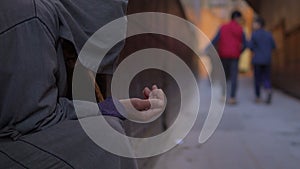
[{"x1": 150, "y1": 77, "x2": 300, "y2": 169}]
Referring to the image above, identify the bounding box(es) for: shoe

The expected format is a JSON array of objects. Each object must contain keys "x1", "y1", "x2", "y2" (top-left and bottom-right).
[
  {"x1": 228, "y1": 98, "x2": 237, "y2": 105},
  {"x1": 266, "y1": 92, "x2": 272, "y2": 104},
  {"x1": 255, "y1": 98, "x2": 262, "y2": 103}
]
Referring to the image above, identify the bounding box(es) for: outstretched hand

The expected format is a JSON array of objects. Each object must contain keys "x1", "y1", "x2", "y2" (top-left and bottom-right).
[{"x1": 120, "y1": 85, "x2": 166, "y2": 122}]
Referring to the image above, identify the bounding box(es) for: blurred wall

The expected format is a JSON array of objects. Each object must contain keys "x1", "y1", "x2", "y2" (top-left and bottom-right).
[
  {"x1": 248, "y1": 0, "x2": 300, "y2": 98},
  {"x1": 118, "y1": 1, "x2": 200, "y2": 168},
  {"x1": 120, "y1": 0, "x2": 200, "y2": 137}
]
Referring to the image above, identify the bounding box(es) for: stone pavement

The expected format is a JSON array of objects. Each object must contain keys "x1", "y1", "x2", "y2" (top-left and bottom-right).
[{"x1": 150, "y1": 77, "x2": 300, "y2": 169}]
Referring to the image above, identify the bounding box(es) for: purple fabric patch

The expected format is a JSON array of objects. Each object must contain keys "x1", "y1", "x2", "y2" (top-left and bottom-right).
[{"x1": 98, "y1": 97, "x2": 126, "y2": 120}]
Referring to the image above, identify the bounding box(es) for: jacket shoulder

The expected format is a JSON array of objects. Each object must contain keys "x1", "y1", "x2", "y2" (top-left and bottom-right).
[{"x1": 0, "y1": 0, "x2": 35, "y2": 33}]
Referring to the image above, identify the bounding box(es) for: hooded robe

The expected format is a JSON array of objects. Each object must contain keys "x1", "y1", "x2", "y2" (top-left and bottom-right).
[{"x1": 0, "y1": 0, "x2": 137, "y2": 168}]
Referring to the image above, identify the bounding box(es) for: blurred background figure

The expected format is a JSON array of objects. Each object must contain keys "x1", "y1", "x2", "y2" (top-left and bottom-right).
[
  {"x1": 211, "y1": 10, "x2": 247, "y2": 104},
  {"x1": 249, "y1": 17, "x2": 276, "y2": 104}
]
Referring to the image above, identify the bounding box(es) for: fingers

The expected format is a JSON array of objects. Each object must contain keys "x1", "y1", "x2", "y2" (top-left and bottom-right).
[
  {"x1": 120, "y1": 85, "x2": 166, "y2": 122},
  {"x1": 143, "y1": 87, "x2": 151, "y2": 99},
  {"x1": 149, "y1": 89, "x2": 165, "y2": 100},
  {"x1": 143, "y1": 85, "x2": 158, "y2": 99},
  {"x1": 143, "y1": 85, "x2": 158, "y2": 98},
  {"x1": 120, "y1": 98, "x2": 163, "y2": 122},
  {"x1": 152, "y1": 85, "x2": 158, "y2": 90},
  {"x1": 149, "y1": 98, "x2": 166, "y2": 109},
  {"x1": 130, "y1": 98, "x2": 151, "y2": 111}
]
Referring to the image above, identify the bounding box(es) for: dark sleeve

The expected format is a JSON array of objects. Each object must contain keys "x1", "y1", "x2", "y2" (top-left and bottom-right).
[
  {"x1": 0, "y1": 0, "x2": 82, "y2": 139},
  {"x1": 212, "y1": 29, "x2": 221, "y2": 46},
  {"x1": 248, "y1": 32, "x2": 256, "y2": 51},
  {"x1": 204, "y1": 29, "x2": 221, "y2": 54},
  {"x1": 0, "y1": 0, "x2": 128, "y2": 140},
  {"x1": 0, "y1": 16, "x2": 79, "y2": 140},
  {"x1": 241, "y1": 32, "x2": 247, "y2": 52}
]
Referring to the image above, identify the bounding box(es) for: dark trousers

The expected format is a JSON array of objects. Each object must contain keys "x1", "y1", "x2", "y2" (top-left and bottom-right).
[
  {"x1": 221, "y1": 58, "x2": 239, "y2": 98},
  {"x1": 253, "y1": 64, "x2": 272, "y2": 98}
]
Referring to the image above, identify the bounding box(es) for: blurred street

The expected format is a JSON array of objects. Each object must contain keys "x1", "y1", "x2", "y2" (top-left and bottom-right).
[{"x1": 151, "y1": 77, "x2": 300, "y2": 169}]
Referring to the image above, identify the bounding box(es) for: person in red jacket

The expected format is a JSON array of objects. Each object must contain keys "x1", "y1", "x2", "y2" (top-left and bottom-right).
[{"x1": 212, "y1": 10, "x2": 247, "y2": 104}]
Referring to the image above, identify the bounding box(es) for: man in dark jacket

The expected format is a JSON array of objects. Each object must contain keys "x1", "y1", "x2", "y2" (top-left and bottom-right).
[
  {"x1": 249, "y1": 17, "x2": 276, "y2": 104},
  {"x1": 212, "y1": 10, "x2": 247, "y2": 104}
]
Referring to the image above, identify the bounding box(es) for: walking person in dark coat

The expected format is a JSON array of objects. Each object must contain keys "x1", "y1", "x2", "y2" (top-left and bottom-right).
[{"x1": 249, "y1": 17, "x2": 276, "y2": 104}]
